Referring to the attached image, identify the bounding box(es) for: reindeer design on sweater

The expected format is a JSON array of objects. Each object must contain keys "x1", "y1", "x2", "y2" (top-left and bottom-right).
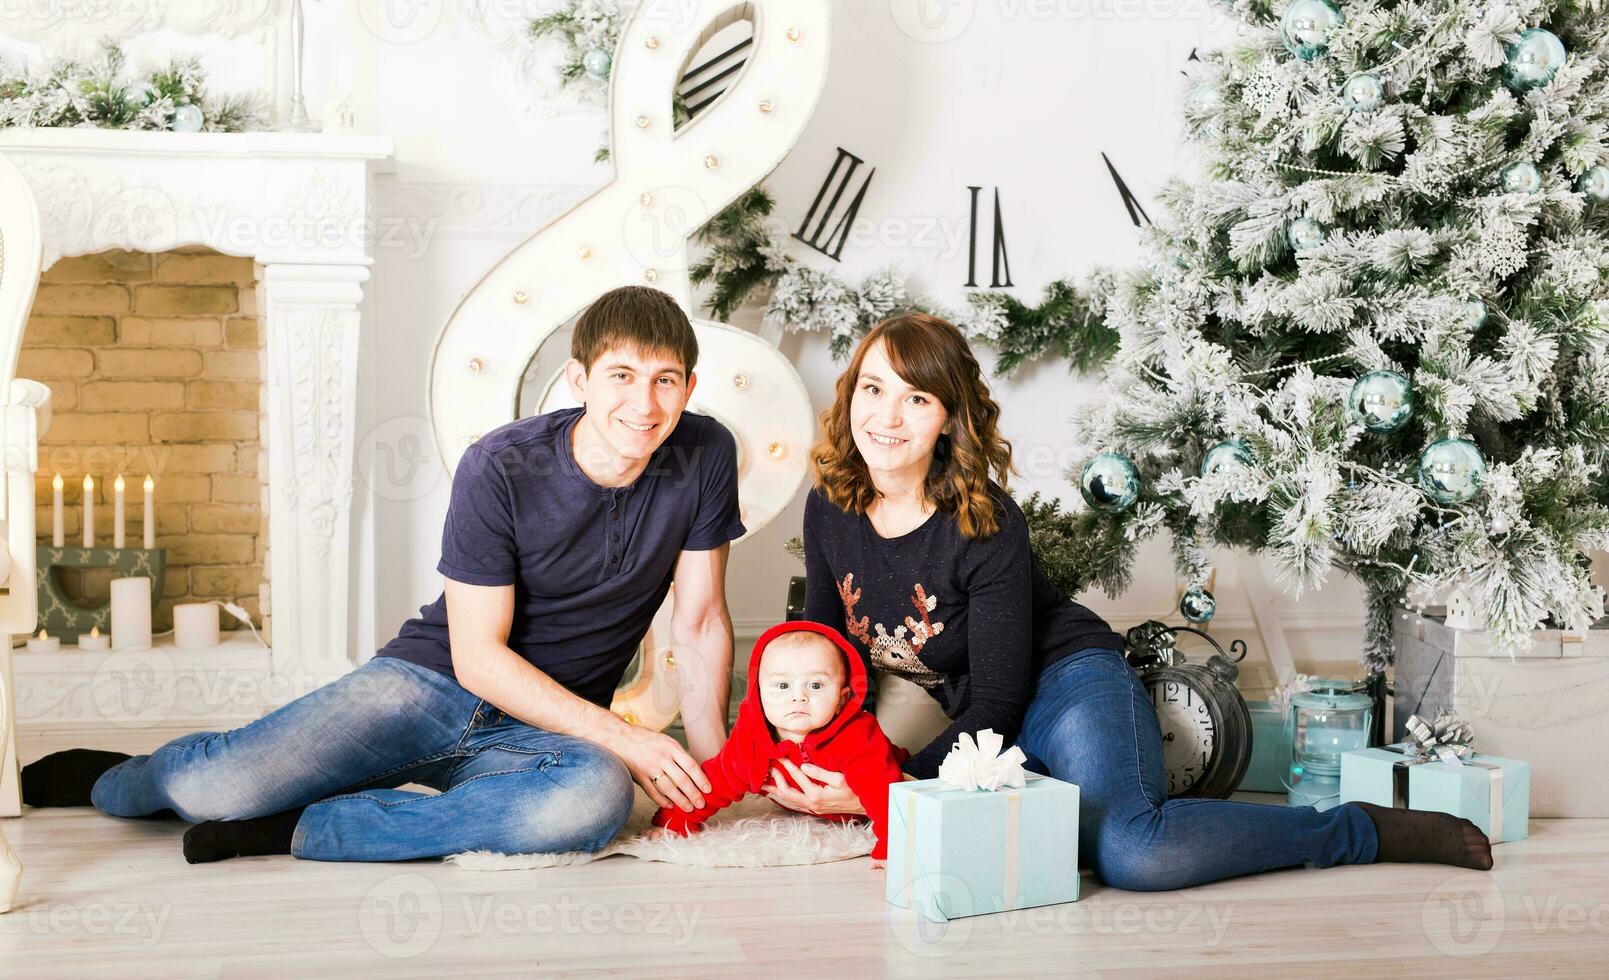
[{"x1": 837, "y1": 573, "x2": 947, "y2": 689}]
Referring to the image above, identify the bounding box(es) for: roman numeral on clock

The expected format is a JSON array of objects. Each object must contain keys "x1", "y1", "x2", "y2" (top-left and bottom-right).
[
  {"x1": 793, "y1": 147, "x2": 875, "y2": 261},
  {"x1": 965, "y1": 186, "x2": 1012, "y2": 288},
  {"x1": 1102, "y1": 152, "x2": 1152, "y2": 228}
]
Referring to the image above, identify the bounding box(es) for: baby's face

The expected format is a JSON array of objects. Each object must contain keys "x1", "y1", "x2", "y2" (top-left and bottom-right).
[{"x1": 757, "y1": 636, "x2": 850, "y2": 741}]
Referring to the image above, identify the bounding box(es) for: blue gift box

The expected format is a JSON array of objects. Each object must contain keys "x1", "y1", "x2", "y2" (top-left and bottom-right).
[
  {"x1": 1339, "y1": 744, "x2": 1530, "y2": 843},
  {"x1": 1239, "y1": 699, "x2": 1290, "y2": 794},
  {"x1": 886, "y1": 774, "x2": 1080, "y2": 923}
]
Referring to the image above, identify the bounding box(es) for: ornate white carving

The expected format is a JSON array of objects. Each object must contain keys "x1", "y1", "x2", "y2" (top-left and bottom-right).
[{"x1": 1, "y1": 0, "x2": 284, "y2": 41}]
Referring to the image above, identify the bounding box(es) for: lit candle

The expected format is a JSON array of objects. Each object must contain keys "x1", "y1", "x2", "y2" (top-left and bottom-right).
[
  {"x1": 77, "y1": 625, "x2": 110, "y2": 651},
  {"x1": 143, "y1": 475, "x2": 154, "y2": 549},
  {"x1": 26, "y1": 628, "x2": 60, "y2": 654},
  {"x1": 52, "y1": 473, "x2": 63, "y2": 547},
  {"x1": 82, "y1": 474, "x2": 94, "y2": 548},
  {"x1": 110, "y1": 576, "x2": 153, "y2": 650},
  {"x1": 113, "y1": 474, "x2": 126, "y2": 549}
]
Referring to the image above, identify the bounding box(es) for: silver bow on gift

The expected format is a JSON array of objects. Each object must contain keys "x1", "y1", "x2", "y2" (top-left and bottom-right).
[
  {"x1": 1403, "y1": 708, "x2": 1476, "y2": 765},
  {"x1": 937, "y1": 729, "x2": 1027, "y2": 792}
]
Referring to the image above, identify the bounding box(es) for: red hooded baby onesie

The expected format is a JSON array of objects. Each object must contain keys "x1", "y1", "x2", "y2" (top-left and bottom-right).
[{"x1": 651, "y1": 620, "x2": 908, "y2": 859}]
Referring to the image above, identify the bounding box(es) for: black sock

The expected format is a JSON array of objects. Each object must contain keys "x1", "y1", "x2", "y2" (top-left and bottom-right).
[
  {"x1": 21, "y1": 749, "x2": 132, "y2": 807},
  {"x1": 1353, "y1": 801, "x2": 1494, "y2": 870},
  {"x1": 183, "y1": 806, "x2": 307, "y2": 864}
]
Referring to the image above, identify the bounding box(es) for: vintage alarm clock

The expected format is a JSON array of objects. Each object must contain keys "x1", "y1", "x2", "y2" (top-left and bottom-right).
[{"x1": 1124, "y1": 620, "x2": 1253, "y2": 799}]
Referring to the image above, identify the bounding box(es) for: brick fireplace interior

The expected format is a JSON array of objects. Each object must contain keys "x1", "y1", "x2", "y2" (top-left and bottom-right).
[{"x1": 21, "y1": 247, "x2": 269, "y2": 640}]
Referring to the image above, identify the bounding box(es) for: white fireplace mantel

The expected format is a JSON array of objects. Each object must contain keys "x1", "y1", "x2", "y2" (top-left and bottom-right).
[{"x1": 0, "y1": 128, "x2": 394, "y2": 728}]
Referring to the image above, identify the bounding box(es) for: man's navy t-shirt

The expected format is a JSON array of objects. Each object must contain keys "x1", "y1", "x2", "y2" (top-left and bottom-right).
[{"x1": 375, "y1": 406, "x2": 746, "y2": 707}]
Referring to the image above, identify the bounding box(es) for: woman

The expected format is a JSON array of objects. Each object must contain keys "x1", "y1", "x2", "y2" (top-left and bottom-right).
[{"x1": 763, "y1": 312, "x2": 1492, "y2": 891}]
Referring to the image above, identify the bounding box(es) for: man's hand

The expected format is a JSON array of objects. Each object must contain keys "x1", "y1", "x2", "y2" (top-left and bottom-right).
[
  {"x1": 760, "y1": 759, "x2": 866, "y2": 816},
  {"x1": 606, "y1": 724, "x2": 711, "y2": 813}
]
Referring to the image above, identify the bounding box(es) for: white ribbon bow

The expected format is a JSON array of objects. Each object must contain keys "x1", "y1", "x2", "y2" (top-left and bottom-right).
[{"x1": 937, "y1": 729, "x2": 1027, "y2": 792}]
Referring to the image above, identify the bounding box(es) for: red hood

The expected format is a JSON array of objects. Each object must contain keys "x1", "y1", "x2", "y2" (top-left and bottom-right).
[{"x1": 738, "y1": 620, "x2": 869, "y2": 748}]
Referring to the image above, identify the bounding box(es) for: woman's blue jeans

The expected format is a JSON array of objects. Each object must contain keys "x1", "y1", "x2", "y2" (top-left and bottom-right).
[
  {"x1": 89, "y1": 656, "x2": 634, "y2": 861},
  {"x1": 1016, "y1": 648, "x2": 1379, "y2": 891}
]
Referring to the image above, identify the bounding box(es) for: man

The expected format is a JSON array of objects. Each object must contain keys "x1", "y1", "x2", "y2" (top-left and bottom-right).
[{"x1": 21, "y1": 286, "x2": 742, "y2": 863}]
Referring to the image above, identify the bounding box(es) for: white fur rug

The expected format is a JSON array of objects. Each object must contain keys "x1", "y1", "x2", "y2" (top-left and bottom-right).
[{"x1": 447, "y1": 789, "x2": 876, "y2": 871}]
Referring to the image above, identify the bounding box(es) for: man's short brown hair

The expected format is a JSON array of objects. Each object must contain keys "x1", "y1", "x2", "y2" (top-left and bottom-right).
[{"x1": 571, "y1": 286, "x2": 699, "y2": 375}]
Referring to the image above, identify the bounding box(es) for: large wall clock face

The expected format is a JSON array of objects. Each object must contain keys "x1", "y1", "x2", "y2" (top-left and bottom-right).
[{"x1": 763, "y1": 3, "x2": 1235, "y2": 313}]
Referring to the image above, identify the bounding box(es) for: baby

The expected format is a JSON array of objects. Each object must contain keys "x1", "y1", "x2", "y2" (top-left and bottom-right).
[{"x1": 651, "y1": 621, "x2": 907, "y2": 860}]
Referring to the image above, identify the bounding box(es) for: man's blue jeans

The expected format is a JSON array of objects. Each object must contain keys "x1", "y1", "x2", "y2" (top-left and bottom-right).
[
  {"x1": 89, "y1": 656, "x2": 635, "y2": 861},
  {"x1": 1017, "y1": 648, "x2": 1379, "y2": 891}
]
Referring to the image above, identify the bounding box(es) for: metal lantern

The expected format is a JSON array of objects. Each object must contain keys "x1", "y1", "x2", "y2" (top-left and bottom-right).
[{"x1": 1286, "y1": 680, "x2": 1374, "y2": 811}]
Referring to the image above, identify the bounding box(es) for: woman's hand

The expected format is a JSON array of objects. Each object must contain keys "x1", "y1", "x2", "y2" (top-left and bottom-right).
[{"x1": 761, "y1": 758, "x2": 866, "y2": 816}]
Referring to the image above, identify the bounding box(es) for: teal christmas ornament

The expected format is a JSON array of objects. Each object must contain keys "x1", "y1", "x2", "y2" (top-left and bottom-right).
[
  {"x1": 1501, "y1": 161, "x2": 1542, "y2": 194},
  {"x1": 170, "y1": 103, "x2": 203, "y2": 133},
  {"x1": 582, "y1": 48, "x2": 612, "y2": 80},
  {"x1": 1341, "y1": 72, "x2": 1383, "y2": 111},
  {"x1": 1280, "y1": 0, "x2": 1344, "y2": 60},
  {"x1": 1419, "y1": 438, "x2": 1486, "y2": 504},
  {"x1": 1180, "y1": 588, "x2": 1217, "y2": 624},
  {"x1": 1348, "y1": 370, "x2": 1414, "y2": 433},
  {"x1": 121, "y1": 82, "x2": 156, "y2": 108},
  {"x1": 1201, "y1": 439, "x2": 1253, "y2": 477},
  {"x1": 1186, "y1": 82, "x2": 1221, "y2": 115},
  {"x1": 1288, "y1": 217, "x2": 1325, "y2": 250},
  {"x1": 1503, "y1": 28, "x2": 1567, "y2": 92},
  {"x1": 1080, "y1": 452, "x2": 1140, "y2": 513},
  {"x1": 1462, "y1": 296, "x2": 1488, "y2": 329},
  {"x1": 1578, "y1": 165, "x2": 1609, "y2": 202}
]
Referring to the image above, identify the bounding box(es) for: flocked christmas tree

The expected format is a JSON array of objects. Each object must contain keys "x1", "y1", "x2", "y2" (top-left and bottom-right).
[{"x1": 1042, "y1": 0, "x2": 1609, "y2": 670}]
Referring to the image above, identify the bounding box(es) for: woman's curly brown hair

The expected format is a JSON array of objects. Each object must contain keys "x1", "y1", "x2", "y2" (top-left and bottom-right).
[{"x1": 811, "y1": 312, "x2": 1016, "y2": 539}]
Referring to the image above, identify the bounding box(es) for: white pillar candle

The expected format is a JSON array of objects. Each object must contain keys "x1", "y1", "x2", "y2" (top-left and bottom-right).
[
  {"x1": 113, "y1": 474, "x2": 126, "y2": 549},
  {"x1": 82, "y1": 474, "x2": 94, "y2": 548},
  {"x1": 77, "y1": 626, "x2": 110, "y2": 651},
  {"x1": 109, "y1": 576, "x2": 153, "y2": 650},
  {"x1": 143, "y1": 475, "x2": 155, "y2": 550},
  {"x1": 173, "y1": 602, "x2": 220, "y2": 649},
  {"x1": 26, "y1": 628, "x2": 60, "y2": 654},
  {"x1": 52, "y1": 473, "x2": 64, "y2": 547}
]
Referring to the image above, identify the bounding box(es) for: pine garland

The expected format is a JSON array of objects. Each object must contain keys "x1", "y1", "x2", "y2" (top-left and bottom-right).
[{"x1": 0, "y1": 39, "x2": 265, "y2": 133}]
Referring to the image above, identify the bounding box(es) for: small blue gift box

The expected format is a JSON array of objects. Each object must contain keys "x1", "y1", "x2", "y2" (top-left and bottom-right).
[
  {"x1": 886, "y1": 774, "x2": 1079, "y2": 922},
  {"x1": 1339, "y1": 744, "x2": 1530, "y2": 843},
  {"x1": 1239, "y1": 699, "x2": 1290, "y2": 794}
]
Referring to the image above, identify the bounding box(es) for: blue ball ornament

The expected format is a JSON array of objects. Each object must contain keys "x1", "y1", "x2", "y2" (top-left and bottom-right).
[
  {"x1": 1501, "y1": 160, "x2": 1542, "y2": 194},
  {"x1": 1201, "y1": 440, "x2": 1253, "y2": 477},
  {"x1": 1186, "y1": 82, "x2": 1221, "y2": 115},
  {"x1": 1289, "y1": 217, "x2": 1325, "y2": 251},
  {"x1": 1578, "y1": 165, "x2": 1609, "y2": 202},
  {"x1": 1280, "y1": 0, "x2": 1345, "y2": 60},
  {"x1": 582, "y1": 48, "x2": 612, "y2": 80},
  {"x1": 1080, "y1": 452, "x2": 1140, "y2": 513},
  {"x1": 121, "y1": 83, "x2": 157, "y2": 109},
  {"x1": 1348, "y1": 370, "x2": 1414, "y2": 433},
  {"x1": 1180, "y1": 588, "x2": 1217, "y2": 624},
  {"x1": 1341, "y1": 72, "x2": 1383, "y2": 111},
  {"x1": 1462, "y1": 296, "x2": 1488, "y2": 329},
  {"x1": 1504, "y1": 28, "x2": 1567, "y2": 92},
  {"x1": 170, "y1": 103, "x2": 204, "y2": 133},
  {"x1": 1419, "y1": 438, "x2": 1486, "y2": 504}
]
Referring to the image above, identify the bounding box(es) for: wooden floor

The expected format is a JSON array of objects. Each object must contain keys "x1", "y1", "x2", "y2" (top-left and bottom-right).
[{"x1": 2, "y1": 729, "x2": 1607, "y2": 978}]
